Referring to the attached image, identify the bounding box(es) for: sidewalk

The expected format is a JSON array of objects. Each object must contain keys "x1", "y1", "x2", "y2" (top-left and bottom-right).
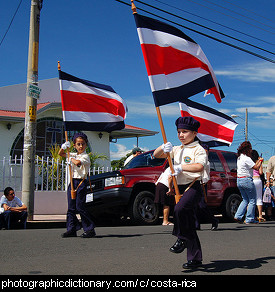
[{"x1": 26, "y1": 215, "x2": 67, "y2": 229}]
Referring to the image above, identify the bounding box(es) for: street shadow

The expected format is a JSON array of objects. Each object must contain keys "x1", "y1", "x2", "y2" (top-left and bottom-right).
[
  {"x1": 95, "y1": 230, "x2": 173, "y2": 238},
  {"x1": 93, "y1": 234, "x2": 143, "y2": 238},
  {"x1": 183, "y1": 256, "x2": 275, "y2": 273},
  {"x1": 207, "y1": 222, "x2": 275, "y2": 232}
]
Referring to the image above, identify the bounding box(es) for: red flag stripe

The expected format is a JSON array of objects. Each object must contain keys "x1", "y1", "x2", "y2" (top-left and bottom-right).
[
  {"x1": 180, "y1": 110, "x2": 235, "y2": 142},
  {"x1": 179, "y1": 102, "x2": 237, "y2": 129},
  {"x1": 60, "y1": 90, "x2": 126, "y2": 119},
  {"x1": 140, "y1": 44, "x2": 210, "y2": 76}
]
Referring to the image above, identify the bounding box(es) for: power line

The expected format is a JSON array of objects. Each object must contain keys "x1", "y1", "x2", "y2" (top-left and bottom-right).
[
  {"x1": 185, "y1": 0, "x2": 275, "y2": 34},
  {"x1": 135, "y1": 0, "x2": 275, "y2": 56},
  {"x1": 0, "y1": 0, "x2": 23, "y2": 48},
  {"x1": 115, "y1": 0, "x2": 275, "y2": 63},
  {"x1": 200, "y1": 0, "x2": 275, "y2": 30},
  {"x1": 219, "y1": 0, "x2": 275, "y2": 24},
  {"x1": 152, "y1": 0, "x2": 275, "y2": 46}
]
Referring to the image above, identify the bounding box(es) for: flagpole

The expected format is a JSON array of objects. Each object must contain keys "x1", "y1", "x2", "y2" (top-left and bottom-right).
[
  {"x1": 155, "y1": 107, "x2": 181, "y2": 203},
  {"x1": 58, "y1": 61, "x2": 76, "y2": 199},
  {"x1": 131, "y1": 0, "x2": 181, "y2": 203}
]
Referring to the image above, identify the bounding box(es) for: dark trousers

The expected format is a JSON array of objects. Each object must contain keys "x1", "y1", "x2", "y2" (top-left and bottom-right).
[
  {"x1": 2, "y1": 210, "x2": 28, "y2": 229},
  {"x1": 195, "y1": 184, "x2": 218, "y2": 229},
  {"x1": 172, "y1": 181, "x2": 202, "y2": 262},
  {"x1": 67, "y1": 178, "x2": 95, "y2": 232}
]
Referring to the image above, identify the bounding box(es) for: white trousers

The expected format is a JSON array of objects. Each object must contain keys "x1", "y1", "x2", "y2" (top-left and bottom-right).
[{"x1": 253, "y1": 177, "x2": 263, "y2": 205}]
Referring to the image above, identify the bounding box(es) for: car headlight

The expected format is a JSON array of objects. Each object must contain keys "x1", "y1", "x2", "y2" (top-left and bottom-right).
[{"x1": 105, "y1": 176, "x2": 125, "y2": 187}]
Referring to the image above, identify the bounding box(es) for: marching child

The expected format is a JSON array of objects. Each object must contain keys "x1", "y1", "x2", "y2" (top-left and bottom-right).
[
  {"x1": 154, "y1": 116, "x2": 207, "y2": 269},
  {"x1": 59, "y1": 132, "x2": 96, "y2": 238}
]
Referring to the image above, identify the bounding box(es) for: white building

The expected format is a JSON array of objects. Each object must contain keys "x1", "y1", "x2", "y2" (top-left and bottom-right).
[
  {"x1": 0, "y1": 78, "x2": 158, "y2": 166},
  {"x1": 0, "y1": 79, "x2": 159, "y2": 215}
]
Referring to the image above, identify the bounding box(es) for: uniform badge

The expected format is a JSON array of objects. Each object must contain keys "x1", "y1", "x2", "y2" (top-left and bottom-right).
[{"x1": 184, "y1": 156, "x2": 192, "y2": 163}]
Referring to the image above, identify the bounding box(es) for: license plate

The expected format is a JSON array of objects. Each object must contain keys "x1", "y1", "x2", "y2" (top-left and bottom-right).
[{"x1": 86, "y1": 193, "x2": 93, "y2": 203}]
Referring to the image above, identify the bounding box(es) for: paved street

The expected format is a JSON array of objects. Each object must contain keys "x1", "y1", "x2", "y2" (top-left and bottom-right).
[{"x1": 1, "y1": 221, "x2": 275, "y2": 275}]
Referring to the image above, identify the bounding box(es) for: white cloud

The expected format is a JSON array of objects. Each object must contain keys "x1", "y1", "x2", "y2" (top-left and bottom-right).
[
  {"x1": 110, "y1": 143, "x2": 131, "y2": 160},
  {"x1": 127, "y1": 98, "x2": 179, "y2": 117},
  {"x1": 215, "y1": 61, "x2": 275, "y2": 82},
  {"x1": 236, "y1": 106, "x2": 275, "y2": 115},
  {"x1": 110, "y1": 143, "x2": 149, "y2": 160}
]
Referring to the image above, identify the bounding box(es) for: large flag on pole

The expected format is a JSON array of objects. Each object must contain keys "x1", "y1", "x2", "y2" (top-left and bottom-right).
[
  {"x1": 59, "y1": 70, "x2": 127, "y2": 132},
  {"x1": 134, "y1": 13, "x2": 225, "y2": 106},
  {"x1": 179, "y1": 100, "x2": 238, "y2": 147}
]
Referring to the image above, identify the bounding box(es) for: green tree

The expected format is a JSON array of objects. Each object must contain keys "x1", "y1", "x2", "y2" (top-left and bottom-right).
[
  {"x1": 111, "y1": 152, "x2": 132, "y2": 169},
  {"x1": 36, "y1": 143, "x2": 108, "y2": 190}
]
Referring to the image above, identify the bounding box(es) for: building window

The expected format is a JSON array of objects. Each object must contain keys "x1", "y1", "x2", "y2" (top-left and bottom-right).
[{"x1": 10, "y1": 117, "x2": 68, "y2": 159}]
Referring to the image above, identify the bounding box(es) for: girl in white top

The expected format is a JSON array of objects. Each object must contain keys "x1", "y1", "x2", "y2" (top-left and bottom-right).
[
  {"x1": 59, "y1": 132, "x2": 95, "y2": 238},
  {"x1": 234, "y1": 141, "x2": 263, "y2": 224},
  {"x1": 251, "y1": 149, "x2": 265, "y2": 222}
]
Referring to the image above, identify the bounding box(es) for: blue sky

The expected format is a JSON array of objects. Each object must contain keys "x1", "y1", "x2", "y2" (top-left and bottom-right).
[{"x1": 0, "y1": 0, "x2": 274, "y2": 161}]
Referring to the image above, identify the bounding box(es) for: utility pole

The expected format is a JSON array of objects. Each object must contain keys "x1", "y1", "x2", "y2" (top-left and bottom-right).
[
  {"x1": 22, "y1": 0, "x2": 42, "y2": 221},
  {"x1": 245, "y1": 108, "x2": 248, "y2": 141}
]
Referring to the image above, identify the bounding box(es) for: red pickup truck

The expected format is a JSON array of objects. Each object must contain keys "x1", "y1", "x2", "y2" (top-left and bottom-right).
[{"x1": 86, "y1": 149, "x2": 241, "y2": 225}]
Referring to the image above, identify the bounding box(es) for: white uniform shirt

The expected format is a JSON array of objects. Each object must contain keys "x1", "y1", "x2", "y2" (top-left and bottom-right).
[
  {"x1": 170, "y1": 141, "x2": 207, "y2": 185},
  {"x1": 202, "y1": 160, "x2": 210, "y2": 184},
  {"x1": 237, "y1": 154, "x2": 255, "y2": 177},
  {"x1": 156, "y1": 167, "x2": 171, "y2": 187},
  {"x1": 69, "y1": 152, "x2": 91, "y2": 179}
]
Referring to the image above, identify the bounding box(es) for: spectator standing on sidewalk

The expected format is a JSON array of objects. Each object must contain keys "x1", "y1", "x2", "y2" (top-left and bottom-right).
[
  {"x1": 251, "y1": 150, "x2": 265, "y2": 222},
  {"x1": 266, "y1": 155, "x2": 275, "y2": 196},
  {"x1": 234, "y1": 141, "x2": 263, "y2": 224}
]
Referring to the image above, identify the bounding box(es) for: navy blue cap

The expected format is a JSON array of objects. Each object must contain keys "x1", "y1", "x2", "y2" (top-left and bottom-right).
[
  {"x1": 73, "y1": 132, "x2": 88, "y2": 143},
  {"x1": 175, "y1": 116, "x2": 200, "y2": 132}
]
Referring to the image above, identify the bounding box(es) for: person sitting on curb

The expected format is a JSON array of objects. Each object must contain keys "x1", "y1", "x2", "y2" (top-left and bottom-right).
[{"x1": 0, "y1": 187, "x2": 28, "y2": 229}]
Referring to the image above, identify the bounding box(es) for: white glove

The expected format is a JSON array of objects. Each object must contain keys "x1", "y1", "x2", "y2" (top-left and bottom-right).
[
  {"x1": 169, "y1": 164, "x2": 182, "y2": 176},
  {"x1": 61, "y1": 141, "x2": 71, "y2": 150},
  {"x1": 161, "y1": 142, "x2": 173, "y2": 153}
]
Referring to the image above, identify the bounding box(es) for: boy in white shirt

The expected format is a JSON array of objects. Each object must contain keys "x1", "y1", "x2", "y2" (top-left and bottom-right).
[
  {"x1": 0, "y1": 187, "x2": 28, "y2": 229},
  {"x1": 154, "y1": 116, "x2": 207, "y2": 270}
]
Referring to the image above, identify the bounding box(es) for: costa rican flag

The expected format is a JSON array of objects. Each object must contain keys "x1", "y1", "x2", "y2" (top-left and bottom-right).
[
  {"x1": 59, "y1": 70, "x2": 127, "y2": 132},
  {"x1": 179, "y1": 100, "x2": 238, "y2": 147},
  {"x1": 134, "y1": 13, "x2": 225, "y2": 106}
]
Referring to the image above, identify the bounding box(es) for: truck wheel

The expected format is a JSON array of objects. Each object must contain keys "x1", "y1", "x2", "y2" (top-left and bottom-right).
[
  {"x1": 131, "y1": 191, "x2": 160, "y2": 225},
  {"x1": 224, "y1": 193, "x2": 242, "y2": 221}
]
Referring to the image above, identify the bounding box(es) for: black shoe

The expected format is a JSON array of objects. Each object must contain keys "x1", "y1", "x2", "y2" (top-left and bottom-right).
[
  {"x1": 80, "y1": 230, "x2": 96, "y2": 238},
  {"x1": 182, "y1": 260, "x2": 202, "y2": 269},
  {"x1": 211, "y1": 220, "x2": 218, "y2": 231},
  {"x1": 61, "y1": 230, "x2": 77, "y2": 238},
  {"x1": 169, "y1": 239, "x2": 186, "y2": 253}
]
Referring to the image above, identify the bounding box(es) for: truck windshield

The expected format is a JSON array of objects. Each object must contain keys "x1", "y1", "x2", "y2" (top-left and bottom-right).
[{"x1": 124, "y1": 151, "x2": 166, "y2": 169}]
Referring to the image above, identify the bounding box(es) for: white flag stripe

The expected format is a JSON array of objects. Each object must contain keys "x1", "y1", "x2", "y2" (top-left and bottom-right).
[
  {"x1": 138, "y1": 28, "x2": 201, "y2": 60},
  {"x1": 137, "y1": 28, "x2": 213, "y2": 68},
  {"x1": 148, "y1": 68, "x2": 210, "y2": 92},
  {"x1": 197, "y1": 133, "x2": 230, "y2": 144},
  {"x1": 179, "y1": 103, "x2": 237, "y2": 130},
  {"x1": 61, "y1": 80, "x2": 127, "y2": 106},
  {"x1": 63, "y1": 111, "x2": 124, "y2": 123}
]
